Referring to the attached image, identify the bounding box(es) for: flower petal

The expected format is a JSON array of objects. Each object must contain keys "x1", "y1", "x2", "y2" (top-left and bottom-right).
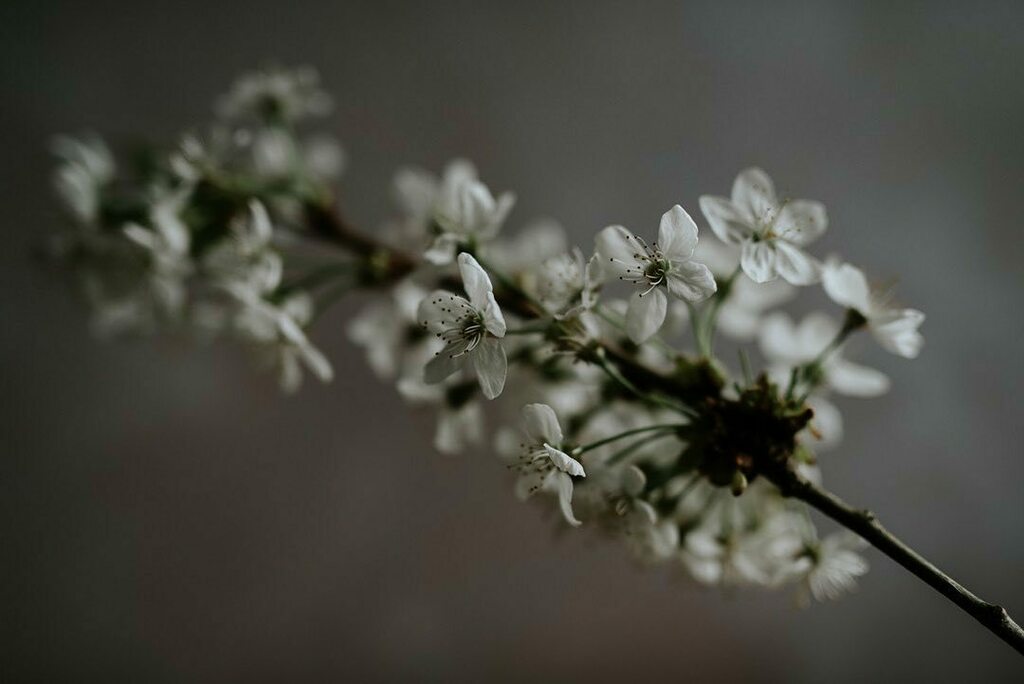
[
  {"x1": 435, "y1": 402, "x2": 483, "y2": 455},
  {"x1": 871, "y1": 309, "x2": 925, "y2": 358},
  {"x1": 544, "y1": 444, "x2": 585, "y2": 477},
  {"x1": 550, "y1": 471, "x2": 581, "y2": 526},
  {"x1": 523, "y1": 403, "x2": 563, "y2": 445},
  {"x1": 773, "y1": 240, "x2": 820, "y2": 286},
  {"x1": 417, "y1": 290, "x2": 472, "y2": 335},
  {"x1": 481, "y1": 291, "x2": 506, "y2": 337},
  {"x1": 595, "y1": 225, "x2": 643, "y2": 278},
  {"x1": 805, "y1": 396, "x2": 843, "y2": 451},
  {"x1": 731, "y1": 167, "x2": 777, "y2": 222},
  {"x1": 472, "y1": 336, "x2": 507, "y2": 399},
  {"x1": 827, "y1": 359, "x2": 891, "y2": 397},
  {"x1": 626, "y1": 287, "x2": 667, "y2": 344},
  {"x1": 759, "y1": 312, "x2": 800, "y2": 364},
  {"x1": 776, "y1": 200, "x2": 827, "y2": 246},
  {"x1": 740, "y1": 241, "x2": 777, "y2": 283},
  {"x1": 457, "y1": 252, "x2": 494, "y2": 309},
  {"x1": 658, "y1": 205, "x2": 699, "y2": 261},
  {"x1": 666, "y1": 261, "x2": 717, "y2": 302},
  {"x1": 393, "y1": 166, "x2": 438, "y2": 222},
  {"x1": 423, "y1": 343, "x2": 468, "y2": 384},
  {"x1": 698, "y1": 195, "x2": 753, "y2": 246},
  {"x1": 822, "y1": 260, "x2": 873, "y2": 313},
  {"x1": 424, "y1": 234, "x2": 458, "y2": 265}
]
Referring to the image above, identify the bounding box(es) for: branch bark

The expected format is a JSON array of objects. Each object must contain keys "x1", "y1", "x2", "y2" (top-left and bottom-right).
[{"x1": 767, "y1": 467, "x2": 1024, "y2": 656}]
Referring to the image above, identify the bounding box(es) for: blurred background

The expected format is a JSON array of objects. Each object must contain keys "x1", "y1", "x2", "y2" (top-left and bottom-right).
[{"x1": 2, "y1": 1, "x2": 1023, "y2": 681}]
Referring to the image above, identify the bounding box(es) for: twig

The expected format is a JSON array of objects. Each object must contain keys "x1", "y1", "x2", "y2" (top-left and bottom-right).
[{"x1": 767, "y1": 467, "x2": 1024, "y2": 655}]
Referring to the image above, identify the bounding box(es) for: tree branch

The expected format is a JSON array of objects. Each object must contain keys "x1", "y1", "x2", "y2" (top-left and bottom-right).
[
  {"x1": 767, "y1": 467, "x2": 1024, "y2": 656},
  {"x1": 303, "y1": 199, "x2": 1024, "y2": 657}
]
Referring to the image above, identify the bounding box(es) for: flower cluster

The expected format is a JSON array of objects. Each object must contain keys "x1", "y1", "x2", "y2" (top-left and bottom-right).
[{"x1": 47, "y1": 67, "x2": 928, "y2": 606}]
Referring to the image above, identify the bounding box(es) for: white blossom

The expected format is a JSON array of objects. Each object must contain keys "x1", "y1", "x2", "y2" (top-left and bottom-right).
[
  {"x1": 232, "y1": 290, "x2": 333, "y2": 393},
  {"x1": 596, "y1": 205, "x2": 717, "y2": 343},
  {"x1": 425, "y1": 171, "x2": 515, "y2": 265},
  {"x1": 699, "y1": 167, "x2": 827, "y2": 285},
  {"x1": 51, "y1": 135, "x2": 115, "y2": 224},
  {"x1": 822, "y1": 259, "x2": 925, "y2": 359},
  {"x1": 418, "y1": 253, "x2": 507, "y2": 399},
  {"x1": 777, "y1": 530, "x2": 869, "y2": 605},
  {"x1": 760, "y1": 312, "x2": 891, "y2": 398},
  {"x1": 217, "y1": 66, "x2": 332, "y2": 123},
  {"x1": 502, "y1": 403, "x2": 585, "y2": 526},
  {"x1": 121, "y1": 190, "x2": 194, "y2": 321},
  {"x1": 203, "y1": 200, "x2": 282, "y2": 296}
]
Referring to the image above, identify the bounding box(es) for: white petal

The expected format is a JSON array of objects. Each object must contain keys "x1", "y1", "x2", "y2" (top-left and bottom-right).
[
  {"x1": 248, "y1": 200, "x2": 274, "y2": 245},
  {"x1": 806, "y1": 396, "x2": 843, "y2": 451},
  {"x1": 625, "y1": 288, "x2": 667, "y2": 344},
  {"x1": 457, "y1": 252, "x2": 494, "y2": 308},
  {"x1": 278, "y1": 350, "x2": 303, "y2": 394},
  {"x1": 595, "y1": 225, "x2": 643, "y2": 277},
  {"x1": 827, "y1": 359, "x2": 890, "y2": 397},
  {"x1": 297, "y1": 341, "x2": 334, "y2": 383},
  {"x1": 776, "y1": 200, "x2": 827, "y2": 246},
  {"x1": 481, "y1": 291, "x2": 506, "y2": 337},
  {"x1": 871, "y1": 309, "x2": 925, "y2": 358},
  {"x1": 472, "y1": 337, "x2": 507, "y2": 399},
  {"x1": 731, "y1": 167, "x2": 777, "y2": 221},
  {"x1": 424, "y1": 343, "x2": 468, "y2": 384},
  {"x1": 621, "y1": 465, "x2": 647, "y2": 496},
  {"x1": 797, "y1": 312, "x2": 841, "y2": 353},
  {"x1": 551, "y1": 471, "x2": 581, "y2": 526},
  {"x1": 773, "y1": 240, "x2": 820, "y2": 286},
  {"x1": 698, "y1": 195, "x2": 753, "y2": 245},
  {"x1": 544, "y1": 444, "x2": 585, "y2": 477},
  {"x1": 740, "y1": 241, "x2": 777, "y2": 283},
  {"x1": 393, "y1": 167, "x2": 438, "y2": 222},
  {"x1": 658, "y1": 205, "x2": 698, "y2": 261},
  {"x1": 822, "y1": 260, "x2": 872, "y2": 313},
  {"x1": 665, "y1": 261, "x2": 717, "y2": 302},
  {"x1": 522, "y1": 403, "x2": 563, "y2": 445},
  {"x1": 435, "y1": 402, "x2": 483, "y2": 455},
  {"x1": 417, "y1": 290, "x2": 472, "y2": 335},
  {"x1": 759, "y1": 312, "x2": 800, "y2": 364},
  {"x1": 424, "y1": 234, "x2": 458, "y2": 265}
]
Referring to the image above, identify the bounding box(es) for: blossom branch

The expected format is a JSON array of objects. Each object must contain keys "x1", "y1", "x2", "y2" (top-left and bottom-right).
[{"x1": 768, "y1": 466, "x2": 1024, "y2": 655}]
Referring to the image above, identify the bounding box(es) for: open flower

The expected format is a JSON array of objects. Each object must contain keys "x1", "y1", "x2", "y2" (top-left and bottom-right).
[
  {"x1": 596, "y1": 205, "x2": 717, "y2": 343},
  {"x1": 216, "y1": 65, "x2": 332, "y2": 123},
  {"x1": 782, "y1": 530, "x2": 869, "y2": 606},
  {"x1": 51, "y1": 134, "x2": 115, "y2": 225},
  {"x1": 418, "y1": 253, "x2": 507, "y2": 399},
  {"x1": 759, "y1": 312, "x2": 891, "y2": 397},
  {"x1": 424, "y1": 169, "x2": 515, "y2": 265},
  {"x1": 232, "y1": 292, "x2": 334, "y2": 393},
  {"x1": 822, "y1": 259, "x2": 925, "y2": 359},
  {"x1": 699, "y1": 167, "x2": 826, "y2": 285},
  {"x1": 503, "y1": 403, "x2": 586, "y2": 526}
]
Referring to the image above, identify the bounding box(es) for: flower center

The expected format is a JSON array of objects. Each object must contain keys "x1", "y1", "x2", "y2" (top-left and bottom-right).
[
  {"x1": 612, "y1": 234, "x2": 672, "y2": 295},
  {"x1": 510, "y1": 443, "x2": 559, "y2": 494}
]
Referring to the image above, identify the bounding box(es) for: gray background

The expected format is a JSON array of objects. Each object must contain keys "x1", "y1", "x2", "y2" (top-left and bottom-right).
[{"x1": 2, "y1": 1, "x2": 1023, "y2": 681}]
